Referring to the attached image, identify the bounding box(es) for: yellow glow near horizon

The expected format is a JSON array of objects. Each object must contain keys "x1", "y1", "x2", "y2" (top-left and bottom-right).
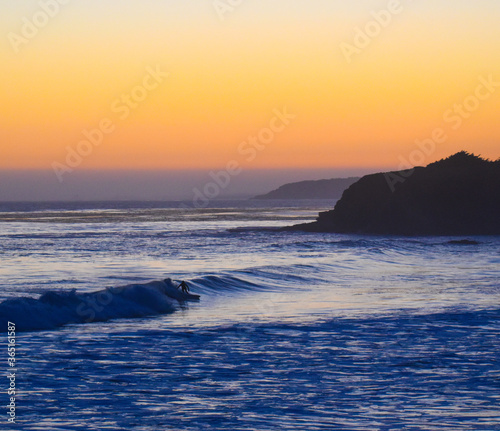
[{"x1": 1, "y1": 1, "x2": 499, "y2": 171}]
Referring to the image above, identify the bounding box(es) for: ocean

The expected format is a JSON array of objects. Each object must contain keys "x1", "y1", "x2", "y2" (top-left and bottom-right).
[{"x1": 1, "y1": 200, "x2": 499, "y2": 430}]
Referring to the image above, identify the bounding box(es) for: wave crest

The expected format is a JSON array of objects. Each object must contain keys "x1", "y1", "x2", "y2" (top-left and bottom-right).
[{"x1": 0, "y1": 278, "x2": 199, "y2": 332}]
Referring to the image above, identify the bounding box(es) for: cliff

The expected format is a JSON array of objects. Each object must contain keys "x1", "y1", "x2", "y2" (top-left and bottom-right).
[{"x1": 289, "y1": 152, "x2": 500, "y2": 235}]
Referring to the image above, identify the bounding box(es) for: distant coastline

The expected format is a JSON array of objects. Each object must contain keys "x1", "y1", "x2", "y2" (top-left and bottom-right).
[{"x1": 253, "y1": 177, "x2": 360, "y2": 200}]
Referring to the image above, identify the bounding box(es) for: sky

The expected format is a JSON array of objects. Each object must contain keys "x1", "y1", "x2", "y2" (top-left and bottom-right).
[{"x1": 0, "y1": 0, "x2": 499, "y2": 200}]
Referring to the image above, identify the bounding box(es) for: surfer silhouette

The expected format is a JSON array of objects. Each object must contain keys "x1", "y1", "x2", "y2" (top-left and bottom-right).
[{"x1": 178, "y1": 281, "x2": 190, "y2": 293}]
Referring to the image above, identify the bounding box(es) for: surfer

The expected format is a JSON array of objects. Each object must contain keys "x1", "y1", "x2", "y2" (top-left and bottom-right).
[{"x1": 178, "y1": 280, "x2": 190, "y2": 293}]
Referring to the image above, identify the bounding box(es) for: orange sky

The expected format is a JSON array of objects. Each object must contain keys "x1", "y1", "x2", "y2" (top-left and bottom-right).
[{"x1": 1, "y1": 0, "x2": 499, "y2": 173}]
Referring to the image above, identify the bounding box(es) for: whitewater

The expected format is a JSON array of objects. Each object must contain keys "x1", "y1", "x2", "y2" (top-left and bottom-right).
[{"x1": 1, "y1": 200, "x2": 499, "y2": 430}]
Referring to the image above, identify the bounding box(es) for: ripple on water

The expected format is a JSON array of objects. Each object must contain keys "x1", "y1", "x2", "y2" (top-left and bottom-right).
[{"x1": 15, "y1": 309, "x2": 500, "y2": 430}]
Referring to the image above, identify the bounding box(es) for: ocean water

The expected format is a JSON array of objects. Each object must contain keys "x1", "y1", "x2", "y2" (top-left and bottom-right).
[{"x1": 1, "y1": 201, "x2": 500, "y2": 430}]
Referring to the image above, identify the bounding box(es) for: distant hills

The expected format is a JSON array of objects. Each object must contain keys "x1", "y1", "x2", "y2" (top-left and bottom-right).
[
  {"x1": 253, "y1": 177, "x2": 360, "y2": 200},
  {"x1": 288, "y1": 152, "x2": 500, "y2": 235}
]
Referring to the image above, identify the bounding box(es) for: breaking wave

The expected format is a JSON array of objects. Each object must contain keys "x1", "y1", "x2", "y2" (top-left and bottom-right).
[{"x1": 0, "y1": 278, "x2": 199, "y2": 332}]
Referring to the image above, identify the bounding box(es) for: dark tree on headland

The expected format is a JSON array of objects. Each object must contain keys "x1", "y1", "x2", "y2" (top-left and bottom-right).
[{"x1": 289, "y1": 152, "x2": 500, "y2": 235}]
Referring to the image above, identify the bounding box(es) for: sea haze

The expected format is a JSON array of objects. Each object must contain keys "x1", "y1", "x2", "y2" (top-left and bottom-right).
[{"x1": 0, "y1": 168, "x2": 378, "y2": 202}]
